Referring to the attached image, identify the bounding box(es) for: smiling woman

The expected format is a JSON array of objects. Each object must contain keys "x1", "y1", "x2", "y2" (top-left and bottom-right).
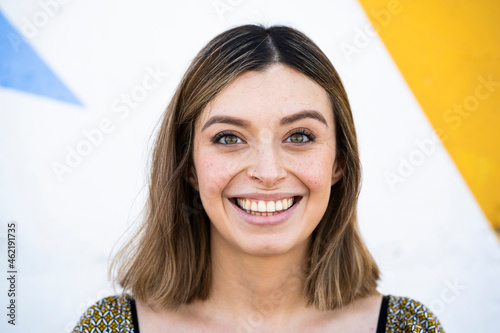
[
  {"x1": 189, "y1": 64, "x2": 341, "y2": 260},
  {"x1": 72, "y1": 25, "x2": 445, "y2": 332}
]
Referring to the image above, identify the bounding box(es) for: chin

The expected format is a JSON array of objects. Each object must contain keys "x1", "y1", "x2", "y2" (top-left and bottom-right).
[{"x1": 235, "y1": 234, "x2": 309, "y2": 258}]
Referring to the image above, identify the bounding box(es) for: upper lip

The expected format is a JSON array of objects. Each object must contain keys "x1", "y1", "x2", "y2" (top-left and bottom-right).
[{"x1": 231, "y1": 193, "x2": 301, "y2": 201}]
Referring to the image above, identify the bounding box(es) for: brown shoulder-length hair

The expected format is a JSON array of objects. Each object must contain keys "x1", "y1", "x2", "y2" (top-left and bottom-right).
[{"x1": 111, "y1": 24, "x2": 379, "y2": 311}]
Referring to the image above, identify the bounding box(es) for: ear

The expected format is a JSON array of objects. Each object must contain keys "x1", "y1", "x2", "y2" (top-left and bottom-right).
[
  {"x1": 331, "y1": 159, "x2": 343, "y2": 186},
  {"x1": 187, "y1": 165, "x2": 199, "y2": 191}
]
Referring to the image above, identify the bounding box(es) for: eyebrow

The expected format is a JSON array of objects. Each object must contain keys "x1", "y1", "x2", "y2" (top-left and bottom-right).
[
  {"x1": 280, "y1": 110, "x2": 328, "y2": 127},
  {"x1": 201, "y1": 110, "x2": 328, "y2": 132},
  {"x1": 201, "y1": 116, "x2": 251, "y2": 132}
]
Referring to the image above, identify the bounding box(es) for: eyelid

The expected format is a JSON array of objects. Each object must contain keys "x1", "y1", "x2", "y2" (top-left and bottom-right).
[
  {"x1": 284, "y1": 128, "x2": 316, "y2": 142},
  {"x1": 212, "y1": 128, "x2": 315, "y2": 144},
  {"x1": 211, "y1": 130, "x2": 245, "y2": 144}
]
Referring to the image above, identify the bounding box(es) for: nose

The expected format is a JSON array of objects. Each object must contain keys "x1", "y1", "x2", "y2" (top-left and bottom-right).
[{"x1": 249, "y1": 138, "x2": 287, "y2": 187}]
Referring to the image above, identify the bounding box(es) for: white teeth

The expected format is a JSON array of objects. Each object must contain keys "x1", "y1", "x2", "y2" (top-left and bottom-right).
[
  {"x1": 275, "y1": 200, "x2": 283, "y2": 211},
  {"x1": 236, "y1": 197, "x2": 295, "y2": 214},
  {"x1": 282, "y1": 199, "x2": 288, "y2": 209}
]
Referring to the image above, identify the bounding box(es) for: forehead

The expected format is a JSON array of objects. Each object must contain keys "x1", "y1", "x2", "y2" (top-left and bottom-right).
[{"x1": 197, "y1": 64, "x2": 333, "y2": 126}]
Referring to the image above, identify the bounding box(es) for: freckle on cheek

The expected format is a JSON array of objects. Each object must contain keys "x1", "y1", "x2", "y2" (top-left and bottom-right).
[{"x1": 202, "y1": 174, "x2": 228, "y2": 195}]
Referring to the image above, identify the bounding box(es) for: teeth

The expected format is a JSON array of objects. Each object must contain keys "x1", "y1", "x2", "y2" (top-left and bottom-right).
[
  {"x1": 275, "y1": 200, "x2": 283, "y2": 211},
  {"x1": 236, "y1": 197, "x2": 295, "y2": 214}
]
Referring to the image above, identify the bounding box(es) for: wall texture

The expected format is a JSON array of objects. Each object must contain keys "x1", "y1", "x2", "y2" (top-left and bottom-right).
[{"x1": 0, "y1": 0, "x2": 499, "y2": 332}]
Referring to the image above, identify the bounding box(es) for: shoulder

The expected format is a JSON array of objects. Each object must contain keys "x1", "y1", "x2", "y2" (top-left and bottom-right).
[
  {"x1": 385, "y1": 295, "x2": 445, "y2": 333},
  {"x1": 71, "y1": 293, "x2": 136, "y2": 333}
]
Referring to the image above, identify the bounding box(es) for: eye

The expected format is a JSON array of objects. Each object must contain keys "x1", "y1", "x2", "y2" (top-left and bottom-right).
[
  {"x1": 284, "y1": 129, "x2": 315, "y2": 144},
  {"x1": 212, "y1": 131, "x2": 244, "y2": 145}
]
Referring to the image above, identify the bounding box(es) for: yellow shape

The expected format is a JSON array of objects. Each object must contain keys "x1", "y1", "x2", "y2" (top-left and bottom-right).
[{"x1": 357, "y1": 0, "x2": 500, "y2": 238}]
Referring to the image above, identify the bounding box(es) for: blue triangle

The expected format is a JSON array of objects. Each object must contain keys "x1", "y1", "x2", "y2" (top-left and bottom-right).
[{"x1": 0, "y1": 10, "x2": 83, "y2": 106}]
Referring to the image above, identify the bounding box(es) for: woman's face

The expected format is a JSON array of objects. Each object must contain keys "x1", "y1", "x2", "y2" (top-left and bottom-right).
[{"x1": 190, "y1": 64, "x2": 342, "y2": 256}]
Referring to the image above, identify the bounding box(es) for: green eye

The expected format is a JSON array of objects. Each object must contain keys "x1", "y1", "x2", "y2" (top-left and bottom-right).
[
  {"x1": 213, "y1": 133, "x2": 243, "y2": 145},
  {"x1": 286, "y1": 132, "x2": 311, "y2": 143},
  {"x1": 289, "y1": 133, "x2": 307, "y2": 143},
  {"x1": 223, "y1": 135, "x2": 239, "y2": 144}
]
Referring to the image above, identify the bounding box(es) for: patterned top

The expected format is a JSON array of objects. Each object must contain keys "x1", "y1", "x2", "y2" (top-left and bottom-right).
[{"x1": 72, "y1": 293, "x2": 445, "y2": 332}]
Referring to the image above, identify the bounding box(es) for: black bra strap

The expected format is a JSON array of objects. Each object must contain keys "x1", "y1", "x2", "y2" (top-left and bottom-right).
[
  {"x1": 130, "y1": 294, "x2": 389, "y2": 333},
  {"x1": 376, "y1": 295, "x2": 389, "y2": 333},
  {"x1": 129, "y1": 297, "x2": 141, "y2": 333}
]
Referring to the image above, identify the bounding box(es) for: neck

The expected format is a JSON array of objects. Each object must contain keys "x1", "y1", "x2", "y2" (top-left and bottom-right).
[{"x1": 196, "y1": 228, "x2": 312, "y2": 328}]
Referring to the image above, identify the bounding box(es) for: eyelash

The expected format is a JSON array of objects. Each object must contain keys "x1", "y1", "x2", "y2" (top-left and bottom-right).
[
  {"x1": 211, "y1": 128, "x2": 315, "y2": 145},
  {"x1": 212, "y1": 131, "x2": 243, "y2": 144},
  {"x1": 284, "y1": 128, "x2": 315, "y2": 143}
]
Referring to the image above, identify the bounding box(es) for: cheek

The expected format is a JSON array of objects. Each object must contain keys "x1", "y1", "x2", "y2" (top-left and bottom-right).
[
  {"x1": 289, "y1": 151, "x2": 335, "y2": 190},
  {"x1": 196, "y1": 152, "x2": 238, "y2": 197}
]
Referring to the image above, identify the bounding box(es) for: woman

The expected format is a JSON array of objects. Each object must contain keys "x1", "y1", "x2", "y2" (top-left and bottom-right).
[{"x1": 73, "y1": 24, "x2": 445, "y2": 332}]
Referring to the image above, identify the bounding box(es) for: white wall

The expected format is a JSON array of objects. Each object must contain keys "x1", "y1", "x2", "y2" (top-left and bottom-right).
[{"x1": 0, "y1": 0, "x2": 499, "y2": 332}]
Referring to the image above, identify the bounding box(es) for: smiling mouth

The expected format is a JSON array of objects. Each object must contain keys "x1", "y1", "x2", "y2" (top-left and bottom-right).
[{"x1": 233, "y1": 197, "x2": 298, "y2": 216}]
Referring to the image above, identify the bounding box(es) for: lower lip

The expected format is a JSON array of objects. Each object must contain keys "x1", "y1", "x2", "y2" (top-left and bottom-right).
[{"x1": 229, "y1": 197, "x2": 301, "y2": 226}]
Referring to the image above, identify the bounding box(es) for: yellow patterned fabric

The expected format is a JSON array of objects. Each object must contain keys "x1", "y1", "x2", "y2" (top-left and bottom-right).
[
  {"x1": 72, "y1": 294, "x2": 135, "y2": 333},
  {"x1": 385, "y1": 296, "x2": 444, "y2": 333},
  {"x1": 72, "y1": 294, "x2": 444, "y2": 332}
]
